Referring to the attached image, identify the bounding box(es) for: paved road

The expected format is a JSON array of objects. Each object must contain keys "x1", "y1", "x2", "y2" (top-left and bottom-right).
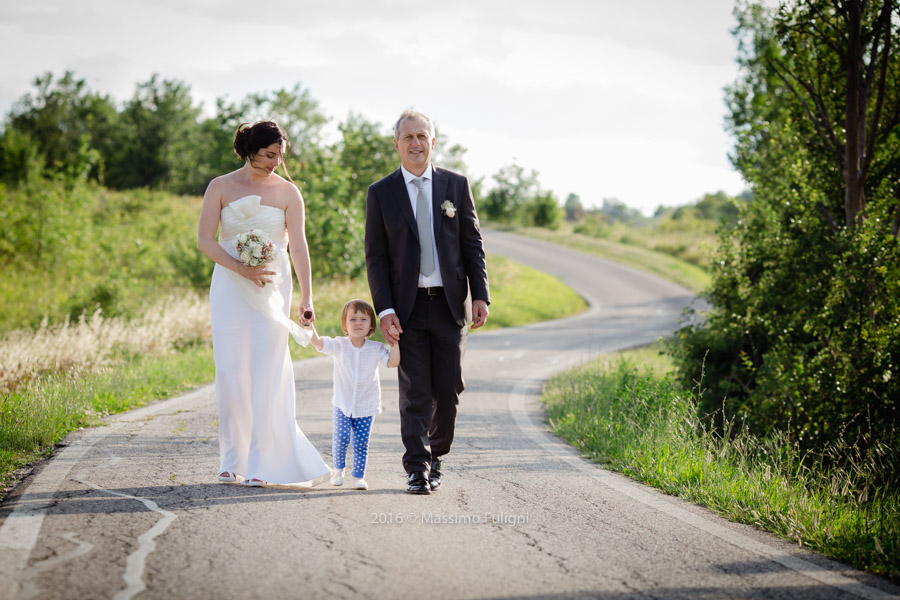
[{"x1": 1, "y1": 231, "x2": 898, "y2": 600}]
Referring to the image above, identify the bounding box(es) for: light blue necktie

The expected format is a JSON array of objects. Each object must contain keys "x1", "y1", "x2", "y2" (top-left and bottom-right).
[{"x1": 413, "y1": 177, "x2": 434, "y2": 276}]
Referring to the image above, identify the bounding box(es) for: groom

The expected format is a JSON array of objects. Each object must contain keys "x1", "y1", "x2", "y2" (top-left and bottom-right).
[{"x1": 365, "y1": 109, "x2": 490, "y2": 494}]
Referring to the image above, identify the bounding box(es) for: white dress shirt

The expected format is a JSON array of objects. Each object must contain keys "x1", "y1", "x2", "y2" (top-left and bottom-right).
[
  {"x1": 401, "y1": 163, "x2": 444, "y2": 288},
  {"x1": 317, "y1": 336, "x2": 391, "y2": 418}
]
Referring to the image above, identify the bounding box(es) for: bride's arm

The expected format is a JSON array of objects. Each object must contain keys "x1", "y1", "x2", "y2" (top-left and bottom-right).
[
  {"x1": 284, "y1": 185, "x2": 314, "y2": 321},
  {"x1": 197, "y1": 177, "x2": 272, "y2": 287}
]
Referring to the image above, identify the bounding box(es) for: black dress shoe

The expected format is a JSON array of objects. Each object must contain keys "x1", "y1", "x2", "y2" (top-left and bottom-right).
[
  {"x1": 406, "y1": 472, "x2": 431, "y2": 495},
  {"x1": 429, "y1": 458, "x2": 442, "y2": 491}
]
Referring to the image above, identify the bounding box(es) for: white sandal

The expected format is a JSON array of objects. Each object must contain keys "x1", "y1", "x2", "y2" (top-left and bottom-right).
[
  {"x1": 217, "y1": 471, "x2": 236, "y2": 483},
  {"x1": 246, "y1": 478, "x2": 266, "y2": 487}
]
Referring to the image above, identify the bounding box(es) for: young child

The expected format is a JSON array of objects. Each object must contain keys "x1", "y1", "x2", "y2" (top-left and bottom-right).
[{"x1": 303, "y1": 299, "x2": 400, "y2": 490}]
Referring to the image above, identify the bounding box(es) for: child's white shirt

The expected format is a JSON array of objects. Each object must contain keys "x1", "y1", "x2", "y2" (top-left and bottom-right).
[{"x1": 317, "y1": 336, "x2": 391, "y2": 418}]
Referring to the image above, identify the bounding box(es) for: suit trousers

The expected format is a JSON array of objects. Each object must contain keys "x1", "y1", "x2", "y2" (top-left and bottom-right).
[{"x1": 397, "y1": 288, "x2": 467, "y2": 474}]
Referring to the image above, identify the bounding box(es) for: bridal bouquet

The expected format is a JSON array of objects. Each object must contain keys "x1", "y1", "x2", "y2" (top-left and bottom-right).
[{"x1": 235, "y1": 229, "x2": 275, "y2": 267}]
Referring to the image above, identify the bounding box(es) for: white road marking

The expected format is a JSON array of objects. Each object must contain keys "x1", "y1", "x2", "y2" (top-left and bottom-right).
[
  {"x1": 0, "y1": 386, "x2": 211, "y2": 597},
  {"x1": 0, "y1": 433, "x2": 114, "y2": 597},
  {"x1": 72, "y1": 478, "x2": 177, "y2": 600},
  {"x1": 508, "y1": 374, "x2": 899, "y2": 600}
]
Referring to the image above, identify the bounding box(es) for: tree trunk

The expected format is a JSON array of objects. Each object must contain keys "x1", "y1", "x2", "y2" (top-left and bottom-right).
[{"x1": 843, "y1": 0, "x2": 867, "y2": 228}]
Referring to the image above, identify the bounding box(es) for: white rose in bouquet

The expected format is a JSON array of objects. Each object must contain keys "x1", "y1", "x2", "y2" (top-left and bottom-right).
[{"x1": 235, "y1": 229, "x2": 276, "y2": 271}]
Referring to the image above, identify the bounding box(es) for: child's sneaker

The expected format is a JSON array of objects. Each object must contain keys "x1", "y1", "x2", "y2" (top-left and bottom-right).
[
  {"x1": 330, "y1": 469, "x2": 344, "y2": 486},
  {"x1": 352, "y1": 478, "x2": 368, "y2": 490}
]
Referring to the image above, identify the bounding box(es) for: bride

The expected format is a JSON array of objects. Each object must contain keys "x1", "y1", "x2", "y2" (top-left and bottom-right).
[{"x1": 197, "y1": 120, "x2": 331, "y2": 487}]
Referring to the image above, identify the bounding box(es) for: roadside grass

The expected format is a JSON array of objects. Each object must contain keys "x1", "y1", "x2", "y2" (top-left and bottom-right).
[
  {"x1": 0, "y1": 294, "x2": 211, "y2": 395},
  {"x1": 541, "y1": 343, "x2": 900, "y2": 579},
  {"x1": 472, "y1": 254, "x2": 586, "y2": 331},
  {"x1": 0, "y1": 254, "x2": 585, "y2": 495},
  {"x1": 569, "y1": 216, "x2": 719, "y2": 270},
  {"x1": 510, "y1": 226, "x2": 712, "y2": 294},
  {"x1": 0, "y1": 344, "x2": 215, "y2": 492}
]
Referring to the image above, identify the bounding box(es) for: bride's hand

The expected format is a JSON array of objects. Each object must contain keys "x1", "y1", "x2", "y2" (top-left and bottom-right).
[
  {"x1": 299, "y1": 302, "x2": 314, "y2": 325},
  {"x1": 241, "y1": 264, "x2": 274, "y2": 287}
]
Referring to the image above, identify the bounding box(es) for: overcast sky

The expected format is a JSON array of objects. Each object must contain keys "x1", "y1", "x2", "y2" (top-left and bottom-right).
[{"x1": 0, "y1": 0, "x2": 746, "y2": 214}]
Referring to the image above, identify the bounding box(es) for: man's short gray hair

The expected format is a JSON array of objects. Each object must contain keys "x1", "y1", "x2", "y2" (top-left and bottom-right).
[{"x1": 393, "y1": 109, "x2": 435, "y2": 139}]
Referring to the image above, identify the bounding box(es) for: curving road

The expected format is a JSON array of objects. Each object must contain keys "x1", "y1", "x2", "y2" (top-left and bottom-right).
[{"x1": 1, "y1": 230, "x2": 898, "y2": 600}]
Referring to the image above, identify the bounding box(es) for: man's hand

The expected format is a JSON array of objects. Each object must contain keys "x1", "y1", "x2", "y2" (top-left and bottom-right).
[
  {"x1": 471, "y1": 300, "x2": 490, "y2": 329},
  {"x1": 381, "y1": 314, "x2": 403, "y2": 344}
]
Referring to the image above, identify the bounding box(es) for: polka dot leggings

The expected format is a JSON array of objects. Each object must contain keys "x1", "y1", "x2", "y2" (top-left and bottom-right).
[{"x1": 332, "y1": 407, "x2": 374, "y2": 479}]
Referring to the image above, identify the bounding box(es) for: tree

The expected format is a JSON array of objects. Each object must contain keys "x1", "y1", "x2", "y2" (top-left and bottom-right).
[
  {"x1": 334, "y1": 113, "x2": 396, "y2": 206},
  {"x1": 732, "y1": 0, "x2": 900, "y2": 230},
  {"x1": 527, "y1": 192, "x2": 563, "y2": 229},
  {"x1": 432, "y1": 129, "x2": 481, "y2": 205},
  {"x1": 292, "y1": 147, "x2": 363, "y2": 279},
  {"x1": 671, "y1": 191, "x2": 741, "y2": 225},
  {"x1": 481, "y1": 163, "x2": 540, "y2": 223},
  {"x1": 0, "y1": 127, "x2": 44, "y2": 185},
  {"x1": 194, "y1": 96, "x2": 253, "y2": 186},
  {"x1": 564, "y1": 193, "x2": 584, "y2": 222},
  {"x1": 288, "y1": 114, "x2": 394, "y2": 280},
  {"x1": 4, "y1": 71, "x2": 116, "y2": 182},
  {"x1": 432, "y1": 137, "x2": 469, "y2": 174},
  {"x1": 244, "y1": 84, "x2": 328, "y2": 161},
  {"x1": 597, "y1": 197, "x2": 646, "y2": 226},
  {"x1": 110, "y1": 74, "x2": 204, "y2": 192},
  {"x1": 676, "y1": 0, "x2": 900, "y2": 455}
]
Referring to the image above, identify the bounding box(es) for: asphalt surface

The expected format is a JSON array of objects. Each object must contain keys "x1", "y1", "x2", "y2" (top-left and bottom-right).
[{"x1": 1, "y1": 230, "x2": 898, "y2": 600}]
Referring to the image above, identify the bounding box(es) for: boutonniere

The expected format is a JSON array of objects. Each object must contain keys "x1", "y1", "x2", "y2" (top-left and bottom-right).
[{"x1": 440, "y1": 200, "x2": 456, "y2": 218}]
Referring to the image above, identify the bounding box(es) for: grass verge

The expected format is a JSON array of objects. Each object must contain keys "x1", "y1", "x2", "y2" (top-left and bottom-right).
[
  {"x1": 1, "y1": 344, "x2": 215, "y2": 494},
  {"x1": 473, "y1": 254, "x2": 586, "y2": 331},
  {"x1": 510, "y1": 226, "x2": 711, "y2": 294},
  {"x1": 540, "y1": 343, "x2": 899, "y2": 579},
  {"x1": 1, "y1": 255, "x2": 585, "y2": 496}
]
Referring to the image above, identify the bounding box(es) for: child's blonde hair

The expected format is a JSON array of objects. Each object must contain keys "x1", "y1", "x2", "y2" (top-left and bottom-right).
[{"x1": 341, "y1": 299, "x2": 377, "y2": 337}]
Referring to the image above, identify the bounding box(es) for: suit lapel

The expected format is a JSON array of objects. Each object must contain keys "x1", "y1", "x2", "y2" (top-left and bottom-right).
[
  {"x1": 388, "y1": 169, "x2": 418, "y2": 240},
  {"x1": 431, "y1": 166, "x2": 448, "y2": 243}
]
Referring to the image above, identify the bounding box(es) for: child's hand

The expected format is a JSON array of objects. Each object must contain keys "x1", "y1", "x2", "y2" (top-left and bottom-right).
[{"x1": 388, "y1": 325, "x2": 400, "y2": 338}]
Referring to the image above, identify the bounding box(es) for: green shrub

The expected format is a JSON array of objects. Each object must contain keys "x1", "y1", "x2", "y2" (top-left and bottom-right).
[
  {"x1": 673, "y1": 136, "x2": 900, "y2": 465},
  {"x1": 526, "y1": 192, "x2": 562, "y2": 229}
]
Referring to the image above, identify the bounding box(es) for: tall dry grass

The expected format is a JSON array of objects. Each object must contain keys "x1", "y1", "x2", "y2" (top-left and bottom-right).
[{"x1": 0, "y1": 293, "x2": 211, "y2": 394}]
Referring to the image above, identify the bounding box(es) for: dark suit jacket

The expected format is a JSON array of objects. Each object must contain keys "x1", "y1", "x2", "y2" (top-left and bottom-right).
[{"x1": 365, "y1": 166, "x2": 490, "y2": 328}]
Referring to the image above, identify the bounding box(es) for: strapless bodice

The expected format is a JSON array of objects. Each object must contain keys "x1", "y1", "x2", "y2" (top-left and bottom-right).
[
  {"x1": 212, "y1": 194, "x2": 310, "y2": 348},
  {"x1": 219, "y1": 195, "x2": 288, "y2": 243}
]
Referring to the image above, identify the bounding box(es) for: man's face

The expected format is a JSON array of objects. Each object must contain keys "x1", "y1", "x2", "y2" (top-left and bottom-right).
[{"x1": 394, "y1": 117, "x2": 434, "y2": 176}]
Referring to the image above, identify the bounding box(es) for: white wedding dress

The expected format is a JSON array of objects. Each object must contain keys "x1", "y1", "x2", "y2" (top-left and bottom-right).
[{"x1": 209, "y1": 195, "x2": 331, "y2": 486}]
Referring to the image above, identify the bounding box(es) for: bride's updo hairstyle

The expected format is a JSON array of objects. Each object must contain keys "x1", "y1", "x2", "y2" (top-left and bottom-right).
[{"x1": 233, "y1": 120, "x2": 295, "y2": 183}]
